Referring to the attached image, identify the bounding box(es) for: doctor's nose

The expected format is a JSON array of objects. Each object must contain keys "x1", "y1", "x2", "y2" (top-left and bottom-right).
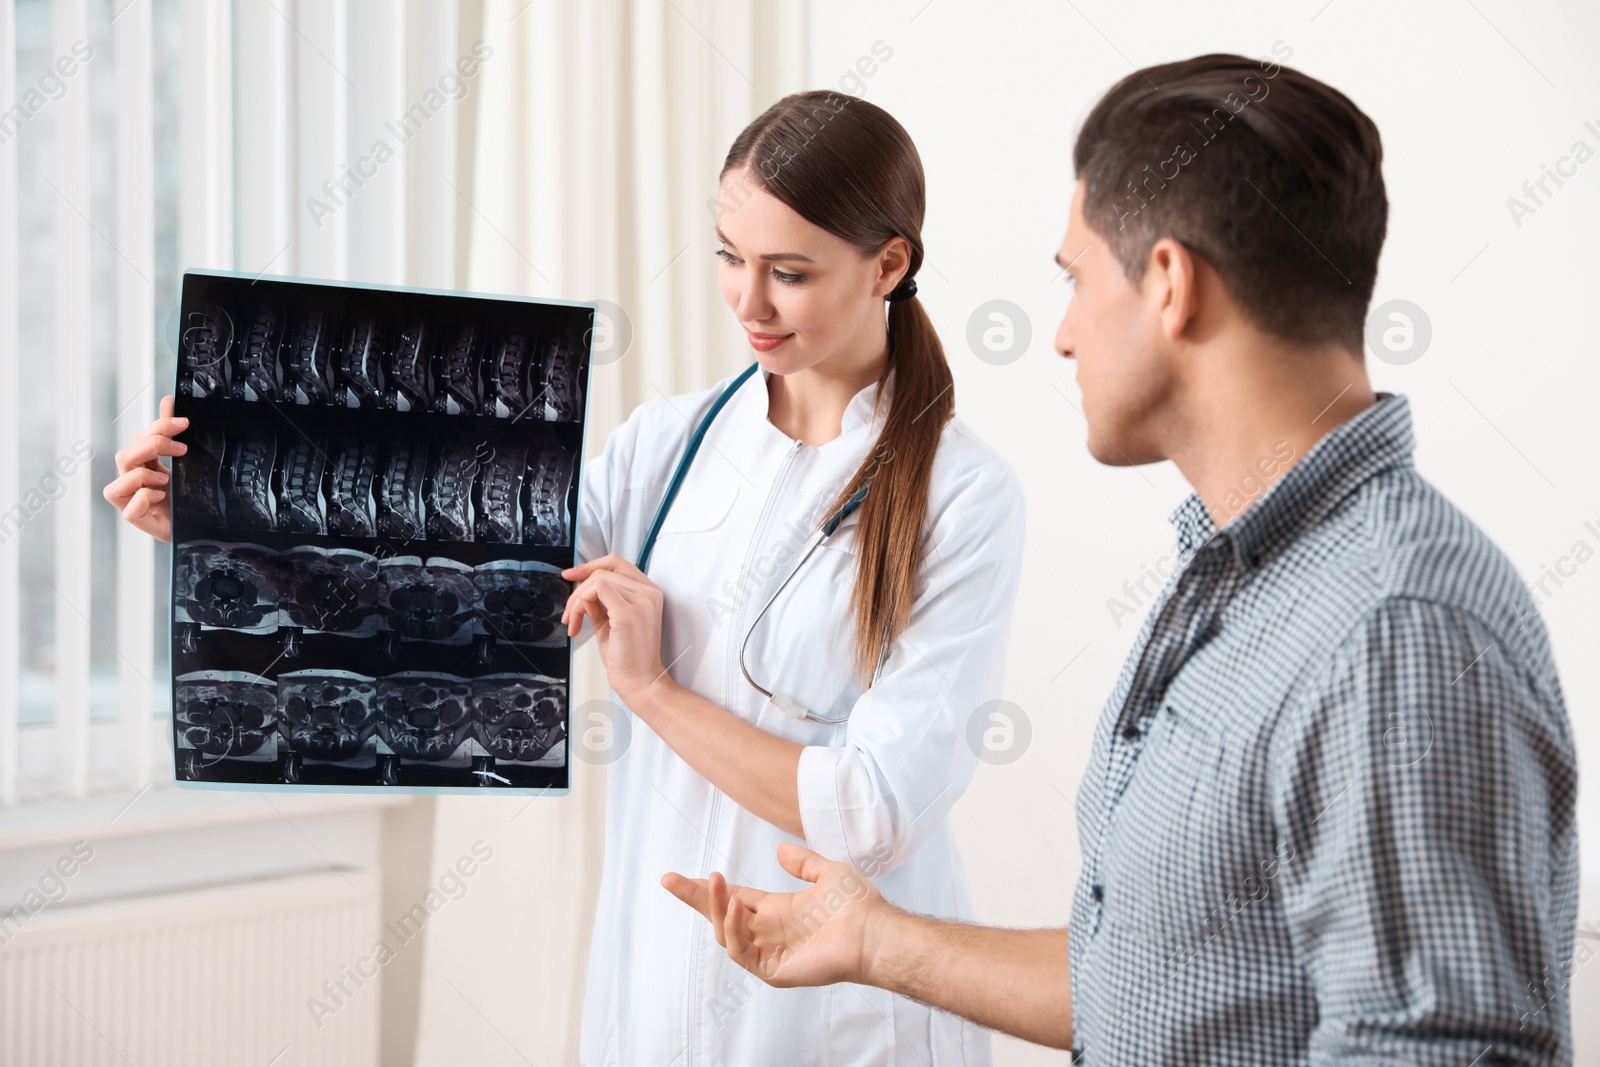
[{"x1": 735, "y1": 280, "x2": 774, "y2": 324}]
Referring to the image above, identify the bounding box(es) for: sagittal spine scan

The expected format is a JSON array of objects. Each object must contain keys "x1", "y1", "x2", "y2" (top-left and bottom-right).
[
  {"x1": 234, "y1": 306, "x2": 284, "y2": 402},
  {"x1": 325, "y1": 434, "x2": 379, "y2": 538},
  {"x1": 178, "y1": 303, "x2": 233, "y2": 399},
  {"x1": 284, "y1": 312, "x2": 335, "y2": 405}
]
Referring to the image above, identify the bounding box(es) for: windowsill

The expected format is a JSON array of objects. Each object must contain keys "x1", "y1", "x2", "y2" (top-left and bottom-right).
[{"x1": 0, "y1": 783, "x2": 412, "y2": 852}]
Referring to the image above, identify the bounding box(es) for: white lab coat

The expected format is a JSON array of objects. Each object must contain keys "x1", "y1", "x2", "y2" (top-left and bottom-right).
[{"x1": 573, "y1": 365, "x2": 1027, "y2": 1066}]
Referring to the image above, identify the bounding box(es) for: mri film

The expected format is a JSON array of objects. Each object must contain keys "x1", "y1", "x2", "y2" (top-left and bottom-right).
[{"x1": 168, "y1": 270, "x2": 592, "y2": 793}]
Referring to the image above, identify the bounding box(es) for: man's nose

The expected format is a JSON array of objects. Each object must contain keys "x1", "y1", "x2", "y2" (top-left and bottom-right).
[{"x1": 1055, "y1": 313, "x2": 1075, "y2": 361}]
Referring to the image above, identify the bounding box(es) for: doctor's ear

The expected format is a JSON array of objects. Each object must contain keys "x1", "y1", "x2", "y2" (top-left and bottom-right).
[{"x1": 872, "y1": 236, "x2": 914, "y2": 299}]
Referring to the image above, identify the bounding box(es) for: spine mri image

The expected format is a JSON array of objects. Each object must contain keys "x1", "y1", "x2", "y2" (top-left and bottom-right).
[{"x1": 168, "y1": 271, "x2": 592, "y2": 793}]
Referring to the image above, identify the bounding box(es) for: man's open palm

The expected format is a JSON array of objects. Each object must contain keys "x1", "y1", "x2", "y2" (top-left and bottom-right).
[{"x1": 662, "y1": 841, "x2": 884, "y2": 989}]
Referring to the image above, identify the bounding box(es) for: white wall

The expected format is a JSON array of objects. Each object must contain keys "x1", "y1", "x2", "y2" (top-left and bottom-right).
[{"x1": 805, "y1": 1, "x2": 1600, "y2": 1062}]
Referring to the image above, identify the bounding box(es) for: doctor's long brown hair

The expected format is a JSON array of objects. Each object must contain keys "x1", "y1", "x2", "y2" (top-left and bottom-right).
[{"x1": 721, "y1": 91, "x2": 954, "y2": 687}]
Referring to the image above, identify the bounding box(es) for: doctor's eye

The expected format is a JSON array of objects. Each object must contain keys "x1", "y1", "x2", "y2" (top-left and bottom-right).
[{"x1": 770, "y1": 267, "x2": 805, "y2": 286}]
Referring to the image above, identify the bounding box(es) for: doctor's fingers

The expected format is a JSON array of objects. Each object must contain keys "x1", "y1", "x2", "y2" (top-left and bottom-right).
[
  {"x1": 564, "y1": 552, "x2": 649, "y2": 583},
  {"x1": 115, "y1": 428, "x2": 188, "y2": 474},
  {"x1": 121, "y1": 487, "x2": 169, "y2": 528},
  {"x1": 104, "y1": 464, "x2": 169, "y2": 508},
  {"x1": 574, "y1": 571, "x2": 659, "y2": 619},
  {"x1": 120, "y1": 396, "x2": 187, "y2": 469},
  {"x1": 562, "y1": 568, "x2": 648, "y2": 619},
  {"x1": 106, "y1": 472, "x2": 172, "y2": 540},
  {"x1": 562, "y1": 589, "x2": 610, "y2": 638}
]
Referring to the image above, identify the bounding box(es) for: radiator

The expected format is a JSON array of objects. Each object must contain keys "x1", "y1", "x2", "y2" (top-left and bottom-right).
[{"x1": 0, "y1": 869, "x2": 381, "y2": 1067}]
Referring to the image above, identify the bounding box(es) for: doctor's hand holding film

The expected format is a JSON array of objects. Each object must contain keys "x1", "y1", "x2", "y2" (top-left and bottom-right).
[{"x1": 103, "y1": 393, "x2": 187, "y2": 543}]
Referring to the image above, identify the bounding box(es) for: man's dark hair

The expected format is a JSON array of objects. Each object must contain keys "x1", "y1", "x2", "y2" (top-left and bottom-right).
[{"x1": 1073, "y1": 52, "x2": 1387, "y2": 351}]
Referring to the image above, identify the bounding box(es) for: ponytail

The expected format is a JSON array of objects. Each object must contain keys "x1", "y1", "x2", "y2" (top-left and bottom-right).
[{"x1": 824, "y1": 292, "x2": 952, "y2": 686}]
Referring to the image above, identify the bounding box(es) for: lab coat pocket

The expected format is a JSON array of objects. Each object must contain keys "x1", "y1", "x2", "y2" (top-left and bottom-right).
[
  {"x1": 651, "y1": 476, "x2": 739, "y2": 534},
  {"x1": 640, "y1": 476, "x2": 740, "y2": 689}
]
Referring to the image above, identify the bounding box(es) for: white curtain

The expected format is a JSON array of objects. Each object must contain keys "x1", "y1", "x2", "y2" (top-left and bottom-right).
[{"x1": 411, "y1": 1, "x2": 809, "y2": 1062}]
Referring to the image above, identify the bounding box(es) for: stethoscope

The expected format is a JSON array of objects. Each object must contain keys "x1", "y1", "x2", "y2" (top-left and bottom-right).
[{"x1": 635, "y1": 362, "x2": 885, "y2": 724}]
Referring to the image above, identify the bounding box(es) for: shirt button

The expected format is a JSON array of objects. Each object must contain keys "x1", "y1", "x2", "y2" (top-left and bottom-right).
[
  {"x1": 1091, "y1": 884, "x2": 1104, "y2": 903},
  {"x1": 1120, "y1": 724, "x2": 1141, "y2": 742}
]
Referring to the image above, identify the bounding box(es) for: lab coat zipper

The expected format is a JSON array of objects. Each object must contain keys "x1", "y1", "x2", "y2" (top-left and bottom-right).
[
  {"x1": 687, "y1": 434, "x2": 804, "y2": 1062},
  {"x1": 725, "y1": 436, "x2": 806, "y2": 713}
]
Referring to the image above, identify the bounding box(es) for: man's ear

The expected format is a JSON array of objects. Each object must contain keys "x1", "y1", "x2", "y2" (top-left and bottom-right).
[{"x1": 1145, "y1": 237, "x2": 1200, "y2": 343}]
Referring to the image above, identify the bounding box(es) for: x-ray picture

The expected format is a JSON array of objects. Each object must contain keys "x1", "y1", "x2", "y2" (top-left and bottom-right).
[{"x1": 168, "y1": 270, "x2": 592, "y2": 794}]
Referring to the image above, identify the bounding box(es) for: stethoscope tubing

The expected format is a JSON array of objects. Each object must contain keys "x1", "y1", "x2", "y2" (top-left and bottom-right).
[
  {"x1": 635, "y1": 361, "x2": 761, "y2": 576},
  {"x1": 633, "y1": 363, "x2": 882, "y2": 724}
]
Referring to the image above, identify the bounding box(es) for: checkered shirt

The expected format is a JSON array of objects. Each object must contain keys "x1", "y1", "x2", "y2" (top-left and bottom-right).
[{"x1": 1068, "y1": 393, "x2": 1579, "y2": 1065}]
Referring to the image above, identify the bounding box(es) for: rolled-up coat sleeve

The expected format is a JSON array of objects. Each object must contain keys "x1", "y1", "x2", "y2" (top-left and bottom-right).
[{"x1": 796, "y1": 449, "x2": 1027, "y2": 874}]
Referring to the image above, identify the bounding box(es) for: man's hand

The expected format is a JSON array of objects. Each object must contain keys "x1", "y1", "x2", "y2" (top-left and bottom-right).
[
  {"x1": 665, "y1": 842, "x2": 1075, "y2": 1050},
  {"x1": 662, "y1": 841, "x2": 887, "y2": 988}
]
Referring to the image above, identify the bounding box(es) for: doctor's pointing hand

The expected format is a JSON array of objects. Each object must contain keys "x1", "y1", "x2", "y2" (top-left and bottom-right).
[{"x1": 560, "y1": 554, "x2": 670, "y2": 707}]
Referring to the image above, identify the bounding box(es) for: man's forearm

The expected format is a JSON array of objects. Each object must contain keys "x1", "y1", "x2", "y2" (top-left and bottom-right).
[{"x1": 861, "y1": 908, "x2": 1072, "y2": 1050}]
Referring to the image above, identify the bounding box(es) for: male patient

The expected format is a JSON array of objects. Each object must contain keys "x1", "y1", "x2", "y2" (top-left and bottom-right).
[{"x1": 664, "y1": 53, "x2": 1579, "y2": 1064}]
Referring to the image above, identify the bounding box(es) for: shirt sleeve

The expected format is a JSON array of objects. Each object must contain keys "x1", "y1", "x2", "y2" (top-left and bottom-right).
[
  {"x1": 1269, "y1": 596, "x2": 1578, "y2": 1066},
  {"x1": 795, "y1": 451, "x2": 1028, "y2": 875}
]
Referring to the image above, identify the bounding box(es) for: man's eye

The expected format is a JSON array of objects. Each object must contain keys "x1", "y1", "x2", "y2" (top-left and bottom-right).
[{"x1": 771, "y1": 268, "x2": 805, "y2": 286}]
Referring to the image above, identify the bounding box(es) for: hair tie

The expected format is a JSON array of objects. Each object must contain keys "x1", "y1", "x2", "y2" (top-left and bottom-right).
[{"x1": 887, "y1": 277, "x2": 918, "y2": 303}]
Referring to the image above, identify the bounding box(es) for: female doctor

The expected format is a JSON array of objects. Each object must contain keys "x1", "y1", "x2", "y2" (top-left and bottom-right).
[{"x1": 105, "y1": 90, "x2": 1026, "y2": 1065}]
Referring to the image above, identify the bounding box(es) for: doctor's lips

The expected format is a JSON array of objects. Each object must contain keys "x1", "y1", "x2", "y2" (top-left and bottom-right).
[{"x1": 744, "y1": 328, "x2": 793, "y2": 352}]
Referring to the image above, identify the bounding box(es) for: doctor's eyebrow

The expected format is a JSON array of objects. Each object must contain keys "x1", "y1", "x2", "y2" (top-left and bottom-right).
[{"x1": 715, "y1": 228, "x2": 816, "y2": 264}]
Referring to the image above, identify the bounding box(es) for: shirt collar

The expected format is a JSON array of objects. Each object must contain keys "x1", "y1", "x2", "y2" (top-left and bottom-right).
[
  {"x1": 739, "y1": 365, "x2": 894, "y2": 438},
  {"x1": 1167, "y1": 392, "x2": 1416, "y2": 571}
]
